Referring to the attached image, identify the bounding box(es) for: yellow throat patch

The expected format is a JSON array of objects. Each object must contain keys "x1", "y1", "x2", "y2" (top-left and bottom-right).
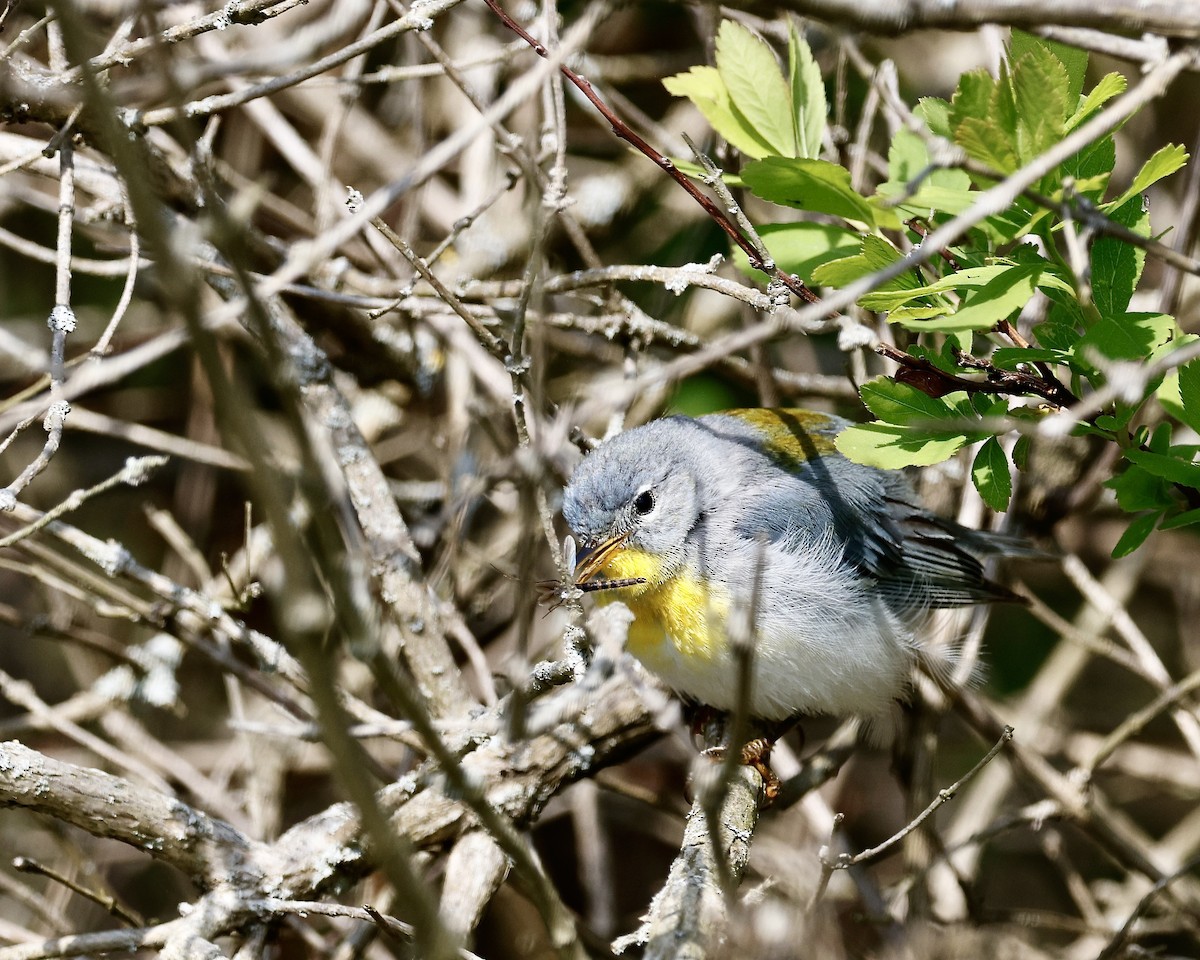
[{"x1": 593, "y1": 547, "x2": 727, "y2": 661}]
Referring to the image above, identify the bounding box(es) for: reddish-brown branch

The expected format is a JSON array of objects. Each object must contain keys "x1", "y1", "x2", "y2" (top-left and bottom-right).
[
  {"x1": 483, "y1": 0, "x2": 1093, "y2": 411},
  {"x1": 481, "y1": 0, "x2": 820, "y2": 304},
  {"x1": 878, "y1": 342, "x2": 1081, "y2": 407}
]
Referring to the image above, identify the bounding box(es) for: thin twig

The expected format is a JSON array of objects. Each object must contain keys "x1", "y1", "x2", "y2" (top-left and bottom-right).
[{"x1": 821, "y1": 726, "x2": 1013, "y2": 872}]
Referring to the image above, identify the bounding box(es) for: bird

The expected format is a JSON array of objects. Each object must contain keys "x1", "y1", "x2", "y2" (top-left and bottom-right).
[{"x1": 561, "y1": 408, "x2": 1026, "y2": 734}]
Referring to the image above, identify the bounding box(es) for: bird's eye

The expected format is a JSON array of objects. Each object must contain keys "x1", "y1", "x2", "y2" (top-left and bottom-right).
[{"x1": 633, "y1": 490, "x2": 655, "y2": 516}]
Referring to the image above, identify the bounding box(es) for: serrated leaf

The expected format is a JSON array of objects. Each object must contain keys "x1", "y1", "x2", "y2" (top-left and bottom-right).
[
  {"x1": 1105, "y1": 464, "x2": 1175, "y2": 512},
  {"x1": 835, "y1": 423, "x2": 969, "y2": 468},
  {"x1": 1124, "y1": 448, "x2": 1200, "y2": 489},
  {"x1": 972, "y1": 437, "x2": 1013, "y2": 511},
  {"x1": 1035, "y1": 324, "x2": 1081, "y2": 351},
  {"x1": 1139, "y1": 332, "x2": 1191, "y2": 404},
  {"x1": 972, "y1": 393, "x2": 1009, "y2": 419},
  {"x1": 741, "y1": 156, "x2": 879, "y2": 225},
  {"x1": 950, "y1": 69, "x2": 1017, "y2": 172},
  {"x1": 889, "y1": 304, "x2": 954, "y2": 324},
  {"x1": 1013, "y1": 434, "x2": 1032, "y2": 471},
  {"x1": 878, "y1": 127, "x2": 975, "y2": 221},
  {"x1": 1091, "y1": 197, "x2": 1149, "y2": 319},
  {"x1": 863, "y1": 197, "x2": 903, "y2": 231},
  {"x1": 916, "y1": 97, "x2": 953, "y2": 139},
  {"x1": 1179, "y1": 361, "x2": 1200, "y2": 433},
  {"x1": 1159, "y1": 507, "x2": 1200, "y2": 530},
  {"x1": 1058, "y1": 135, "x2": 1116, "y2": 201},
  {"x1": 1075, "y1": 312, "x2": 1175, "y2": 365},
  {"x1": 1105, "y1": 143, "x2": 1190, "y2": 211},
  {"x1": 943, "y1": 263, "x2": 1044, "y2": 333},
  {"x1": 950, "y1": 70, "x2": 1020, "y2": 174},
  {"x1": 1010, "y1": 31, "x2": 1087, "y2": 103},
  {"x1": 788, "y1": 23, "x2": 826, "y2": 159},
  {"x1": 1010, "y1": 42, "x2": 1070, "y2": 162},
  {"x1": 663, "y1": 66, "x2": 776, "y2": 158},
  {"x1": 876, "y1": 182, "x2": 976, "y2": 217},
  {"x1": 1068, "y1": 72, "x2": 1126, "y2": 131},
  {"x1": 990, "y1": 346, "x2": 1072, "y2": 369},
  {"x1": 880, "y1": 262, "x2": 1057, "y2": 335},
  {"x1": 886, "y1": 128, "x2": 929, "y2": 184},
  {"x1": 716, "y1": 20, "x2": 796, "y2": 157},
  {"x1": 1149, "y1": 422, "x2": 1172, "y2": 454},
  {"x1": 729, "y1": 222, "x2": 860, "y2": 282},
  {"x1": 955, "y1": 116, "x2": 1021, "y2": 174},
  {"x1": 910, "y1": 343, "x2": 967, "y2": 374},
  {"x1": 1111, "y1": 512, "x2": 1160, "y2": 557},
  {"x1": 810, "y1": 235, "x2": 912, "y2": 290},
  {"x1": 859, "y1": 263, "x2": 1030, "y2": 312},
  {"x1": 951, "y1": 69, "x2": 995, "y2": 122},
  {"x1": 858, "y1": 378, "x2": 968, "y2": 426}
]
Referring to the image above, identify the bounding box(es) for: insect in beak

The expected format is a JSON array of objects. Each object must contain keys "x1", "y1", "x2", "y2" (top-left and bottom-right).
[{"x1": 536, "y1": 532, "x2": 646, "y2": 610}]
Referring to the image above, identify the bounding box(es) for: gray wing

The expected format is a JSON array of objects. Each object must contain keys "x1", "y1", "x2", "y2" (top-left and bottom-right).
[{"x1": 735, "y1": 452, "x2": 1022, "y2": 614}]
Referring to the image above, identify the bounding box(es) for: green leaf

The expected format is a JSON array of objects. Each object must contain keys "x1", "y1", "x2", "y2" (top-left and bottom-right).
[
  {"x1": 1036, "y1": 296, "x2": 1088, "y2": 349},
  {"x1": 889, "y1": 304, "x2": 954, "y2": 324},
  {"x1": 951, "y1": 70, "x2": 1019, "y2": 173},
  {"x1": 1139, "y1": 332, "x2": 1192, "y2": 404},
  {"x1": 835, "y1": 423, "x2": 969, "y2": 468},
  {"x1": 1012, "y1": 435, "x2": 1032, "y2": 471},
  {"x1": 1105, "y1": 144, "x2": 1189, "y2": 211},
  {"x1": 878, "y1": 125, "x2": 975, "y2": 219},
  {"x1": 1124, "y1": 448, "x2": 1200, "y2": 489},
  {"x1": 879, "y1": 263, "x2": 1055, "y2": 334},
  {"x1": 1159, "y1": 508, "x2": 1200, "y2": 530},
  {"x1": 1010, "y1": 30, "x2": 1087, "y2": 105},
  {"x1": 1068, "y1": 72, "x2": 1126, "y2": 131},
  {"x1": 1091, "y1": 197, "x2": 1149, "y2": 319},
  {"x1": 859, "y1": 378, "x2": 971, "y2": 426},
  {"x1": 858, "y1": 264, "x2": 1021, "y2": 312},
  {"x1": 715, "y1": 21, "x2": 796, "y2": 157},
  {"x1": 1035, "y1": 325, "x2": 1081, "y2": 353},
  {"x1": 741, "y1": 157, "x2": 879, "y2": 225},
  {"x1": 991, "y1": 346, "x2": 1071, "y2": 369},
  {"x1": 1149, "y1": 422, "x2": 1172, "y2": 454},
  {"x1": 1105, "y1": 464, "x2": 1175, "y2": 512},
  {"x1": 1179, "y1": 360, "x2": 1200, "y2": 433},
  {"x1": 916, "y1": 97, "x2": 953, "y2": 139},
  {"x1": 972, "y1": 437, "x2": 1013, "y2": 511},
  {"x1": 663, "y1": 66, "x2": 776, "y2": 159},
  {"x1": 1058, "y1": 135, "x2": 1116, "y2": 201},
  {"x1": 1112, "y1": 512, "x2": 1160, "y2": 557},
  {"x1": 1010, "y1": 42, "x2": 1070, "y2": 162},
  {"x1": 943, "y1": 263, "x2": 1043, "y2": 333},
  {"x1": 876, "y1": 182, "x2": 976, "y2": 217},
  {"x1": 729, "y1": 222, "x2": 861, "y2": 282},
  {"x1": 810, "y1": 235, "x2": 912, "y2": 291},
  {"x1": 787, "y1": 22, "x2": 826, "y2": 159},
  {"x1": 1075, "y1": 312, "x2": 1176, "y2": 365},
  {"x1": 950, "y1": 67, "x2": 994, "y2": 119},
  {"x1": 887, "y1": 127, "x2": 929, "y2": 184}
]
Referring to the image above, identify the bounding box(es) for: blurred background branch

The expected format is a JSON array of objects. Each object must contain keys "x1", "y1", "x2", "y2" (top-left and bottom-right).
[{"x1": 0, "y1": 1, "x2": 1198, "y2": 958}]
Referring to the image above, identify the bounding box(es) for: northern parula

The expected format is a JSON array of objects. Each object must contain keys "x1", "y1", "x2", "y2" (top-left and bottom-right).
[{"x1": 562, "y1": 409, "x2": 1023, "y2": 727}]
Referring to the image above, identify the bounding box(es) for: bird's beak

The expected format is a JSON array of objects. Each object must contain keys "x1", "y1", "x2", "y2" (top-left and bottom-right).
[{"x1": 573, "y1": 531, "x2": 630, "y2": 585}]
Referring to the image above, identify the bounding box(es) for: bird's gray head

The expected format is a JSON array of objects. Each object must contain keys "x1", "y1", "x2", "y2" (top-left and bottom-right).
[{"x1": 563, "y1": 419, "x2": 702, "y2": 564}]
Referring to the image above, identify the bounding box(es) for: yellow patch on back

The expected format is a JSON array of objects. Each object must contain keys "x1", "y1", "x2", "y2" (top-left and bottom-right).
[
  {"x1": 725, "y1": 408, "x2": 837, "y2": 469},
  {"x1": 593, "y1": 548, "x2": 728, "y2": 662}
]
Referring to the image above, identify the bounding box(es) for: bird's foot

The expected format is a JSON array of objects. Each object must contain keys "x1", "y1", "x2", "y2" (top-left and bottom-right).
[{"x1": 701, "y1": 736, "x2": 781, "y2": 804}]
